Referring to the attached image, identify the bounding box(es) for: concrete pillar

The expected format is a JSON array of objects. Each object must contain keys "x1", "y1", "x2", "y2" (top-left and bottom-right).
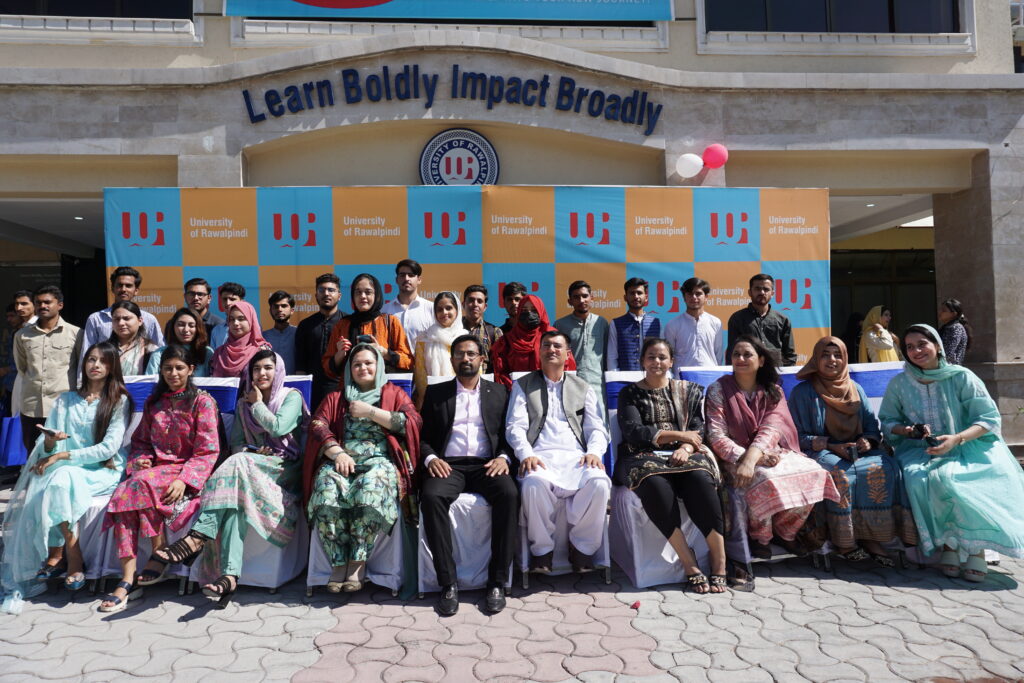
[
  {"x1": 177, "y1": 154, "x2": 243, "y2": 187},
  {"x1": 934, "y1": 149, "x2": 1024, "y2": 445}
]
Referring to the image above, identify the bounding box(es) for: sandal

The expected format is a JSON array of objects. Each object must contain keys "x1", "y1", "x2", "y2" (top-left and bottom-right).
[
  {"x1": 97, "y1": 580, "x2": 141, "y2": 613},
  {"x1": 137, "y1": 562, "x2": 169, "y2": 587},
  {"x1": 963, "y1": 555, "x2": 987, "y2": 583},
  {"x1": 64, "y1": 568, "x2": 87, "y2": 592},
  {"x1": 35, "y1": 559, "x2": 66, "y2": 582},
  {"x1": 749, "y1": 540, "x2": 773, "y2": 560},
  {"x1": 869, "y1": 553, "x2": 896, "y2": 569},
  {"x1": 685, "y1": 571, "x2": 710, "y2": 594},
  {"x1": 836, "y1": 547, "x2": 870, "y2": 563},
  {"x1": 152, "y1": 530, "x2": 207, "y2": 568},
  {"x1": 709, "y1": 574, "x2": 728, "y2": 594},
  {"x1": 727, "y1": 559, "x2": 755, "y2": 592},
  {"x1": 939, "y1": 550, "x2": 961, "y2": 578},
  {"x1": 202, "y1": 575, "x2": 238, "y2": 609}
]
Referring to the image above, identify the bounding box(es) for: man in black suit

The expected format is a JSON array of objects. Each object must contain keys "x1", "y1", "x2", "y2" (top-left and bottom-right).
[{"x1": 419, "y1": 334, "x2": 518, "y2": 616}]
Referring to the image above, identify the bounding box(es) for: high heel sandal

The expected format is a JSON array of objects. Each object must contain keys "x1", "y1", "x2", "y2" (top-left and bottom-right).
[
  {"x1": 97, "y1": 580, "x2": 141, "y2": 613},
  {"x1": 202, "y1": 575, "x2": 237, "y2": 609},
  {"x1": 685, "y1": 571, "x2": 710, "y2": 594},
  {"x1": 153, "y1": 531, "x2": 207, "y2": 566},
  {"x1": 709, "y1": 575, "x2": 728, "y2": 594},
  {"x1": 64, "y1": 565, "x2": 87, "y2": 592},
  {"x1": 35, "y1": 559, "x2": 66, "y2": 582},
  {"x1": 939, "y1": 550, "x2": 961, "y2": 578}
]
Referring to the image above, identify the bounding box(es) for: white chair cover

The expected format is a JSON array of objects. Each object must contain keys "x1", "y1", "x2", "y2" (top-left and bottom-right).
[
  {"x1": 306, "y1": 520, "x2": 403, "y2": 592},
  {"x1": 187, "y1": 513, "x2": 309, "y2": 589},
  {"x1": 100, "y1": 508, "x2": 199, "y2": 579},
  {"x1": 78, "y1": 496, "x2": 114, "y2": 581},
  {"x1": 516, "y1": 499, "x2": 610, "y2": 576}
]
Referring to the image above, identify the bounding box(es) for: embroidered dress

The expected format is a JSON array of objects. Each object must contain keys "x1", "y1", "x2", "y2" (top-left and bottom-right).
[
  {"x1": 118, "y1": 338, "x2": 158, "y2": 376},
  {"x1": 1, "y1": 392, "x2": 128, "y2": 597},
  {"x1": 789, "y1": 381, "x2": 917, "y2": 549},
  {"x1": 879, "y1": 359, "x2": 1024, "y2": 561},
  {"x1": 705, "y1": 376, "x2": 839, "y2": 545},
  {"x1": 192, "y1": 359, "x2": 309, "y2": 581},
  {"x1": 104, "y1": 389, "x2": 219, "y2": 558}
]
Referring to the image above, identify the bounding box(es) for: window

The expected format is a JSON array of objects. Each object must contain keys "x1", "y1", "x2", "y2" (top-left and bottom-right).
[
  {"x1": 706, "y1": 0, "x2": 959, "y2": 33},
  {"x1": 0, "y1": 0, "x2": 192, "y2": 19}
]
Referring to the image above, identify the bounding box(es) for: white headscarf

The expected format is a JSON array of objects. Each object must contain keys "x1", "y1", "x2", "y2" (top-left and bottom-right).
[{"x1": 419, "y1": 291, "x2": 468, "y2": 377}]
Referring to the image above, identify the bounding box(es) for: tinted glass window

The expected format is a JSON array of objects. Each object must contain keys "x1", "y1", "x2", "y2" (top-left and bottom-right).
[
  {"x1": 705, "y1": 0, "x2": 767, "y2": 31},
  {"x1": 0, "y1": 0, "x2": 191, "y2": 18},
  {"x1": 767, "y1": 0, "x2": 828, "y2": 33},
  {"x1": 893, "y1": 0, "x2": 957, "y2": 33},
  {"x1": 829, "y1": 0, "x2": 890, "y2": 32}
]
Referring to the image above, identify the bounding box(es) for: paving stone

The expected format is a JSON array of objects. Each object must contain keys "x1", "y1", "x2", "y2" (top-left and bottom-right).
[
  {"x1": 563, "y1": 653, "x2": 624, "y2": 676},
  {"x1": 527, "y1": 652, "x2": 572, "y2": 682},
  {"x1": 668, "y1": 665, "x2": 711, "y2": 682},
  {"x1": 474, "y1": 657, "x2": 535, "y2": 681}
]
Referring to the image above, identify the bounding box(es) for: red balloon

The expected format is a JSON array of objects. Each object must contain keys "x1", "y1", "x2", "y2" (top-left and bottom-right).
[{"x1": 702, "y1": 144, "x2": 729, "y2": 169}]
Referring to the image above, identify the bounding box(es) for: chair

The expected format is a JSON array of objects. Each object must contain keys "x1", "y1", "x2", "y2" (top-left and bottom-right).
[
  {"x1": 417, "y1": 492, "x2": 513, "y2": 596},
  {"x1": 76, "y1": 495, "x2": 115, "y2": 592},
  {"x1": 98, "y1": 508, "x2": 200, "y2": 596},
  {"x1": 516, "y1": 501, "x2": 611, "y2": 589},
  {"x1": 187, "y1": 514, "x2": 309, "y2": 594},
  {"x1": 306, "y1": 519, "x2": 404, "y2": 596}
]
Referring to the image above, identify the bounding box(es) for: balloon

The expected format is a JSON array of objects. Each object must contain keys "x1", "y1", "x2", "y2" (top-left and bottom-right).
[
  {"x1": 702, "y1": 143, "x2": 729, "y2": 169},
  {"x1": 675, "y1": 153, "x2": 704, "y2": 178}
]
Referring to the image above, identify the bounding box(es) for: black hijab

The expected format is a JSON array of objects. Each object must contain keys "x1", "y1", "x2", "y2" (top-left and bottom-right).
[{"x1": 345, "y1": 273, "x2": 385, "y2": 343}]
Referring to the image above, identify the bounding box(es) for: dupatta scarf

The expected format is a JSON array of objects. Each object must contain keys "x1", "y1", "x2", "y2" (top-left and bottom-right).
[
  {"x1": 717, "y1": 374, "x2": 800, "y2": 452},
  {"x1": 211, "y1": 301, "x2": 269, "y2": 377},
  {"x1": 237, "y1": 352, "x2": 310, "y2": 459}
]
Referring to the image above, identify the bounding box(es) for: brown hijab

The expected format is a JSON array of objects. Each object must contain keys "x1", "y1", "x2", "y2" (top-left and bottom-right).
[{"x1": 796, "y1": 336, "x2": 862, "y2": 442}]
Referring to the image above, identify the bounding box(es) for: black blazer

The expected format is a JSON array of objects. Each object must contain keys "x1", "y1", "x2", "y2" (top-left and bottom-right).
[{"x1": 419, "y1": 378, "x2": 512, "y2": 463}]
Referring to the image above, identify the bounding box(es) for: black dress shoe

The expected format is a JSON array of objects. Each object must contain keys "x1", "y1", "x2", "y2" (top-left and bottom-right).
[
  {"x1": 438, "y1": 585, "x2": 459, "y2": 616},
  {"x1": 568, "y1": 543, "x2": 594, "y2": 574},
  {"x1": 484, "y1": 586, "x2": 506, "y2": 614}
]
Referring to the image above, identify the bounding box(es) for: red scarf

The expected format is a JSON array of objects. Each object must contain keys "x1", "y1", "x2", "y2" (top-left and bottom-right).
[
  {"x1": 718, "y1": 374, "x2": 799, "y2": 452},
  {"x1": 491, "y1": 294, "x2": 576, "y2": 385},
  {"x1": 210, "y1": 301, "x2": 269, "y2": 378}
]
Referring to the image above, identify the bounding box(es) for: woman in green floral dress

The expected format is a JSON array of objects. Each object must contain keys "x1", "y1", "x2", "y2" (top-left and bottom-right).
[{"x1": 302, "y1": 343, "x2": 421, "y2": 592}]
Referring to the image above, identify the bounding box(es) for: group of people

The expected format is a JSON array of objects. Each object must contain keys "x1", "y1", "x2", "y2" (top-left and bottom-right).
[{"x1": 2, "y1": 260, "x2": 1021, "y2": 618}]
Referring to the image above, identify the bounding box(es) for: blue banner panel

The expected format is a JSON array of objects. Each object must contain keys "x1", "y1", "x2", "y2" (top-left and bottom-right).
[{"x1": 225, "y1": 0, "x2": 673, "y2": 21}]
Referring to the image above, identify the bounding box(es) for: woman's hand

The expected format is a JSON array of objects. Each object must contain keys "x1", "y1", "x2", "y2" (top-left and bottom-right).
[
  {"x1": 333, "y1": 452, "x2": 356, "y2": 476},
  {"x1": 333, "y1": 338, "x2": 352, "y2": 365},
  {"x1": 926, "y1": 434, "x2": 959, "y2": 457},
  {"x1": 871, "y1": 323, "x2": 885, "y2": 334},
  {"x1": 39, "y1": 427, "x2": 69, "y2": 452},
  {"x1": 668, "y1": 446, "x2": 691, "y2": 466},
  {"x1": 33, "y1": 452, "x2": 68, "y2": 475},
  {"x1": 758, "y1": 452, "x2": 780, "y2": 468},
  {"x1": 133, "y1": 456, "x2": 153, "y2": 471},
  {"x1": 349, "y1": 400, "x2": 374, "y2": 420},
  {"x1": 733, "y1": 459, "x2": 757, "y2": 489},
  {"x1": 245, "y1": 387, "x2": 262, "y2": 404},
  {"x1": 161, "y1": 479, "x2": 187, "y2": 504},
  {"x1": 828, "y1": 442, "x2": 857, "y2": 460},
  {"x1": 679, "y1": 431, "x2": 703, "y2": 449},
  {"x1": 856, "y1": 437, "x2": 871, "y2": 453}
]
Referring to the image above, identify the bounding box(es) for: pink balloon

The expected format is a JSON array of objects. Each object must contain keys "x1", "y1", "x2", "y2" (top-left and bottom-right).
[{"x1": 702, "y1": 144, "x2": 729, "y2": 169}]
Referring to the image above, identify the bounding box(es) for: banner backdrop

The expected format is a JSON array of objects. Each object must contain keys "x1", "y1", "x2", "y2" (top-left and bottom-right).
[
  {"x1": 104, "y1": 186, "x2": 830, "y2": 364},
  {"x1": 224, "y1": 0, "x2": 674, "y2": 21}
]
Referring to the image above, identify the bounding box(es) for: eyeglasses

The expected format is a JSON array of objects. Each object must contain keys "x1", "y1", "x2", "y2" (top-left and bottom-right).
[{"x1": 452, "y1": 351, "x2": 480, "y2": 359}]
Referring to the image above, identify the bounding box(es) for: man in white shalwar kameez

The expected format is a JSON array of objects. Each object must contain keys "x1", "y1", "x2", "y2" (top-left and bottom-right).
[{"x1": 506, "y1": 329, "x2": 611, "y2": 573}]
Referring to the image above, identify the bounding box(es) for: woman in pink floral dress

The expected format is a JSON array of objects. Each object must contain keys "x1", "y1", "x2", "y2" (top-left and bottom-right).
[
  {"x1": 705, "y1": 336, "x2": 839, "y2": 557},
  {"x1": 99, "y1": 345, "x2": 220, "y2": 612}
]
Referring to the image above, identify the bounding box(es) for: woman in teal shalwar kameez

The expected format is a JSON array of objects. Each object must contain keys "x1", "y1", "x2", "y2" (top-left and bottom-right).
[{"x1": 879, "y1": 324, "x2": 1024, "y2": 582}]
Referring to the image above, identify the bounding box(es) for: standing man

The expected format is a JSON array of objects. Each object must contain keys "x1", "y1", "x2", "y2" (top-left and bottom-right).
[
  {"x1": 499, "y1": 282, "x2": 527, "y2": 334},
  {"x1": 208, "y1": 282, "x2": 247, "y2": 349},
  {"x1": 82, "y1": 267, "x2": 164, "y2": 359},
  {"x1": 6, "y1": 290, "x2": 35, "y2": 418},
  {"x1": 664, "y1": 277, "x2": 724, "y2": 367},
  {"x1": 14, "y1": 285, "x2": 82, "y2": 452},
  {"x1": 607, "y1": 278, "x2": 661, "y2": 371},
  {"x1": 381, "y1": 259, "x2": 434, "y2": 349},
  {"x1": 419, "y1": 334, "x2": 518, "y2": 616},
  {"x1": 554, "y1": 280, "x2": 608, "y2": 411},
  {"x1": 507, "y1": 330, "x2": 610, "y2": 575},
  {"x1": 263, "y1": 290, "x2": 297, "y2": 374},
  {"x1": 462, "y1": 284, "x2": 502, "y2": 373},
  {"x1": 727, "y1": 274, "x2": 796, "y2": 367},
  {"x1": 295, "y1": 273, "x2": 344, "y2": 411},
  {"x1": 12, "y1": 289, "x2": 35, "y2": 329},
  {"x1": 184, "y1": 277, "x2": 223, "y2": 341}
]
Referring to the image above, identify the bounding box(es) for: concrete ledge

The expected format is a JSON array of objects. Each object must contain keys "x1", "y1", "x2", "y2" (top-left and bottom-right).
[{"x1": 0, "y1": 29, "x2": 1023, "y2": 91}]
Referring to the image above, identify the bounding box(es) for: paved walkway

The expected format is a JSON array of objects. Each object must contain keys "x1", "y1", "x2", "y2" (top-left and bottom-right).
[{"x1": 1, "y1": 554, "x2": 1022, "y2": 682}]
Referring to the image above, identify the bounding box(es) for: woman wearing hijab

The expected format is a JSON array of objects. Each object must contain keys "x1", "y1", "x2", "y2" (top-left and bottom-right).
[
  {"x1": 322, "y1": 273, "x2": 413, "y2": 381},
  {"x1": 412, "y1": 291, "x2": 469, "y2": 410},
  {"x1": 490, "y1": 294, "x2": 576, "y2": 387},
  {"x1": 151, "y1": 349, "x2": 309, "y2": 607},
  {"x1": 304, "y1": 342, "x2": 421, "y2": 592},
  {"x1": 705, "y1": 336, "x2": 839, "y2": 558},
  {"x1": 879, "y1": 324, "x2": 1024, "y2": 583},
  {"x1": 789, "y1": 336, "x2": 916, "y2": 567},
  {"x1": 858, "y1": 305, "x2": 902, "y2": 363},
  {"x1": 210, "y1": 301, "x2": 271, "y2": 378}
]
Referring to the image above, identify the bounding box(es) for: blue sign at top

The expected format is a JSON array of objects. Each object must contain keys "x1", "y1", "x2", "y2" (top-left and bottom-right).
[{"x1": 225, "y1": 0, "x2": 673, "y2": 21}]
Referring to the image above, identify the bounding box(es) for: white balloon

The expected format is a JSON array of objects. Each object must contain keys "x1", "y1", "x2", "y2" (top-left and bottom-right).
[{"x1": 675, "y1": 153, "x2": 704, "y2": 178}]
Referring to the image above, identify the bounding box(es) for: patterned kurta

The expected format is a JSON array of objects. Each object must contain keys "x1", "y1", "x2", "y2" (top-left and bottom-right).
[
  {"x1": 789, "y1": 381, "x2": 917, "y2": 549},
  {"x1": 104, "y1": 389, "x2": 219, "y2": 557}
]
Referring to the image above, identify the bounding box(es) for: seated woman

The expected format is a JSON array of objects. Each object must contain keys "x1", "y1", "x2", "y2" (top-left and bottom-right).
[
  {"x1": 211, "y1": 301, "x2": 271, "y2": 378},
  {"x1": 490, "y1": 295, "x2": 576, "y2": 387},
  {"x1": 304, "y1": 343, "x2": 421, "y2": 593},
  {"x1": 705, "y1": 336, "x2": 839, "y2": 558},
  {"x1": 152, "y1": 349, "x2": 308, "y2": 606},
  {"x1": 322, "y1": 273, "x2": 413, "y2": 381},
  {"x1": 879, "y1": 324, "x2": 1024, "y2": 582},
  {"x1": 99, "y1": 345, "x2": 220, "y2": 613},
  {"x1": 789, "y1": 336, "x2": 917, "y2": 566},
  {"x1": 1, "y1": 342, "x2": 131, "y2": 598},
  {"x1": 146, "y1": 308, "x2": 214, "y2": 376},
  {"x1": 858, "y1": 305, "x2": 902, "y2": 363},
  {"x1": 616, "y1": 338, "x2": 727, "y2": 594},
  {"x1": 108, "y1": 301, "x2": 160, "y2": 376},
  {"x1": 412, "y1": 291, "x2": 468, "y2": 410}
]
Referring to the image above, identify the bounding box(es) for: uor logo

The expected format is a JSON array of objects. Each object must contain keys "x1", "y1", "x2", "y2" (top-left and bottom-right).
[
  {"x1": 709, "y1": 211, "x2": 749, "y2": 245},
  {"x1": 423, "y1": 211, "x2": 467, "y2": 247},
  {"x1": 273, "y1": 212, "x2": 317, "y2": 248},
  {"x1": 569, "y1": 212, "x2": 610, "y2": 246},
  {"x1": 420, "y1": 128, "x2": 499, "y2": 186},
  {"x1": 650, "y1": 280, "x2": 683, "y2": 315},
  {"x1": 121, "y1": 211, "x2": 166, "y2": 247},
  {"x1": 294, "y1": 1, "x2": 394, "y2": 7},
  {"x1": 774, "y1": 277, "x2": 812, "y2": 310}
]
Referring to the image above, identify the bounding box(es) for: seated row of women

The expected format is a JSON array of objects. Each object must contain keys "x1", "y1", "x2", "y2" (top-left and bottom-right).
[{"x1": 3, "y1": 322, "x2": 1023, "y2": 613}]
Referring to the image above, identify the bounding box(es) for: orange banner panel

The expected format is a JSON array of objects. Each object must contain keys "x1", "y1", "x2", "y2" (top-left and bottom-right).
[
  {"x1": 107, "y1": 266, "x2": 185, "y2": 330},
  {"x1": 694, "y1": 261, "x2": 761, "y2": 325},
  {"x1": 758, "y1": 188, "x2": 830, "y2": 262},
  {"x1": 420, "y1": 263, "x2": 484, "y2": 310},
  {"x1": 554, "y1": 263, "x2": 627, "y2": 322},
  {"x1": 792, "y1": 326, "x2": 831, "y2": 367},
  {"x1": 482, "y1": 186, "x2": 555, "y2": 263},
  {"x1": 625, "y1": 187, "x2": 694, "y2": 263},
  {"x1": 257, "y1": 265, "x2": 336, "y2": 330},
  {"x1": 181, "y1": 188, "x2": 258, "y2": 267},
  {"x1": 332, "y1": 187, "x2": 408, "y2": 265}
]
